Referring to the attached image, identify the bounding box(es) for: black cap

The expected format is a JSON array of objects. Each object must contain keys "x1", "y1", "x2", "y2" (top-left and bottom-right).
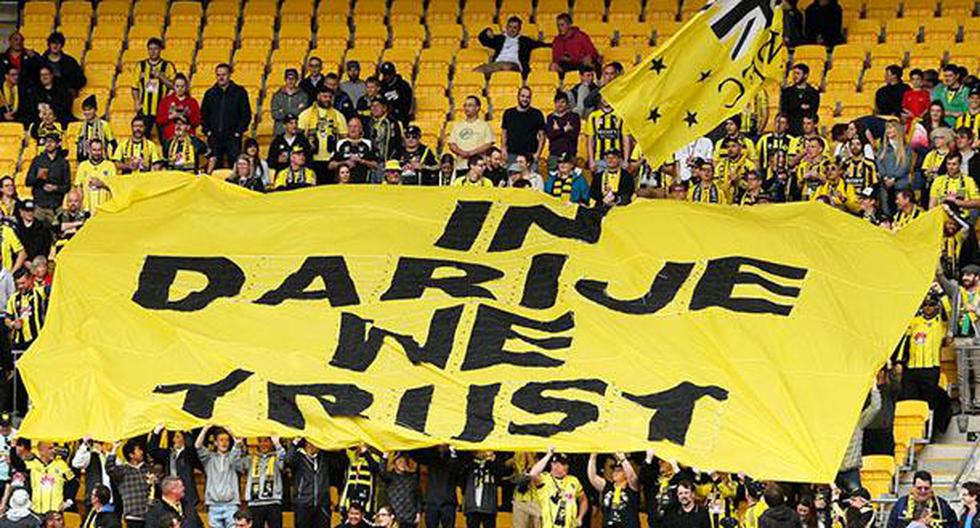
[
  {"x1": 379, "y1": 61, "x2": 396, "y2": 76},
  {"x1": 316, "y1": 84, "x2": 333, "y2": 95},
  {"x1": 346, "y1": 60, "x2": 360, "y2": 69},
  {"x1": 82, "y1": 94, "x2": 97, "y2": 110},
  {"x1": 693, "y1": 157, "x2": 712, "y2": 168},
  {"x1": 849, "y1": 488, "x2": 871, "y2": 502},
  {"x1": 0, "y1": 413, "x2": 11, "y2": 427},
  {"x1": 406, "y1": 125, "x2": 422, "y2": 137},
  {"x1": 370, "y1": 96, "x2": 387, "y2": 106},
  {"x1": 21, "y1": 199, "x2": 34, "y2": 210},
  {"x1": 550, "y1": 452, "x2": 569, "y2": 465},
  {"x1": 971, "y1": 85, "x2": 980, "y2": 97},
  {"x1": 556, "y1": 152, "x2": 575, "y2": 164},
  {"x1": 602, "y1": 148, "x2": 622, "y2": 157},
  {"x1": 284, "y1": 68, "x2": 298, "y2": 79},
  {"x1": 963, "y1": 264, "x2": 980, "y2": 276},
  {"x1": 860, "y1": 186, "x2": 877, "y2": 199},
  {"x1": 284, "y1": 112, "x2": 298, "y2": 122},
  {"x1": 173, "y1": 113, "x2": 189, "y2": 124},
  {"x1": 43, "y1": 130, "x2": 61, "y2": 142}
]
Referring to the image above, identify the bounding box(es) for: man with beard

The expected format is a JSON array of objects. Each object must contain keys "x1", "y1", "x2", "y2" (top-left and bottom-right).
[
  {"x1": 329, "y1": 117, "x2": 379, "y2": 184},
  {"x1": 501, "y1": 86, "x2": 546, "y2": 164},
  {"x1": 267, "y1": 113, "x2": 313, "y2": 172},
  {"x1": 298, "y1": 86, "x2": 347, "y2": 184},
  {"x1": 398, "y1": 125, "x2": 439, "y2": 185}
]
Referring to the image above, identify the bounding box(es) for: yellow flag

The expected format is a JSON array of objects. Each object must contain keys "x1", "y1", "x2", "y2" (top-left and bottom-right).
[
  {"x1": 19, "y1": 173, "x2": 943, "y2": 483},
  {"x1": 603, "y1": 0, "x2": 787, "y2": 167}
]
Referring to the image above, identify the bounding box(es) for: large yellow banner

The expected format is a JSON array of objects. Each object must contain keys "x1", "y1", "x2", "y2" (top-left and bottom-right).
[{"x1": 19, "y1": 173, "x2": 942, "y2": 482}]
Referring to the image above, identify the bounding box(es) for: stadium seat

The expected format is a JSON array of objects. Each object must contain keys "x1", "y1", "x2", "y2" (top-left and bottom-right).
[
  {"x1": 133, "y1": 1, "x2": 167, "y2": 27},
  {"x1": 525, "y1": 70, "x2": 560, "y2": 94},
  {"x1": 234, "y1": 47, "x2": 268, "y2": 68},
  {"x1": 574, "y1": 0, "x2": 605, "y2": 22},
  {"x1": 427, "y1": 0, "x2": 460, "y2": 24},
  {"x1": 195, "y1": 46, "x2": 234, "y2": 77},
  {"x1": 90, "y1": 24, "x2": 127, "y2": 50},
  {"x1": 95, "y1": 0, "x2": 132, "y2": 26},
  {"x1": 904, "y1": 0, "x2": 939, "y2": 18},
  {"x1": 948, "y1": 42, "x2": 980, "y2": 68},
  {"x1": 164, "y1": 24, "x2": 201, "y2": 51},
  {"x1": 354, "y1": 25, "x2": 389, "y2": 50},
  {"x1": 60, "y1": 0, "x2": 94, "y2": 25},
  {"x1": 170, "y1": 1, "x2": 204, "y2": 25},
  {"x1": 391, "y1": 24, "x2": 426, "y2": 49},
  {"x1": 419, "y1": 47, "x2": 454, "y2": 73},
  {"x1": 270, "y1": 46, "x2": 308, "y2": 70},
  {"x1": 825, "y1": 66, "x2": 862, "y2": 92},
  {"x1": 535, "y1": 0, "x2": 569, "y2": 24},
  {"x1": 907, "y1": 43, "x2": 947, "y2": 68},
  {"x1": 344, "y1": 47, "x2": 382, "y2": 71},
  {"x1": 382, "y1": 48, "x2": 419, "y2": 77},
  {"x1": 390, "y1": 0, "x2": 423, "y2": 24},
  {"x1": 202, "y1": 22, "x2": 237, "y2": 50},
  {"x1": 23, "y1": 1, "x2": 57, "y2": 27},
  {"x1": 869, "y1": 43, "x2": 906, "y2": 65},
  {"x1": 646, "y1": 1, "x2": 678, "y2": 23},
  {"x1": 832, "y1": 43, "x2": 870, "y2": 69},
  {"x1": 608, "y1": 0, "x2": 643, "y2": 23},
  {"x1": 885, "y1": 18, "x2": 923, "y2": 43},
  {"x1": 129, "y1": 25, "x2": 163, "y2": 47},
  {"x1": 452, "y1": 70, "x2": 486, "y2": 94},
  {"x1": 923, "y1": 18, "x2": 961, "y2": 44},
  {"x1": 865, "y1": 0, "x2": 900, "y2": 19},
  {"x1": 243, "y1": 0, "x2": 277, "y2": 19},
  {"x1": 941, "y1": 0, "x2": 977, "y2": 17},
  {"x1": 487, "y1": 71, "x2": 523, "y2": 103},
  {"x1": 241, "y1": 23, "x2": 276, "y2": 49},
  {"x1": 894, "y1": 400, "x2": 930, "y2": 453},
  {"x1": 859, "y1": 455, "x2": 895, "y2": 498},
  {"x1": 206, "y1": 0, "x2": 241, "y2": 24},
  {"x1": 429, "y1": 23, "x2": 464, "y2": 49},
  {"x1": 847, "y1": 19, "x2": 883, "y2": 44},
  {"x1": 604, "y1": 47, "x2": 638, "y2": 66},
  {"x1": 461, "y1": 0, "x2": 496, "y2": 29},
  {"x1": 456, "y1": 48, "x2": 491, "y2": 71}
]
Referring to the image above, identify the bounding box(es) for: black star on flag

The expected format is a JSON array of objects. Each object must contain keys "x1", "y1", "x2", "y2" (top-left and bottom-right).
[
  {"x1": 647, "y1": 107, "x2": 662, "y2": 123},
  {"x1": 697, "y1": 70, "x2": 712, "y2": 83},
  {"x1": 684, "y1": 111, "x2": 698, "y2": 127},
  {"x1": 649, "y1": 57, "x2": 667, "y2": 74}
]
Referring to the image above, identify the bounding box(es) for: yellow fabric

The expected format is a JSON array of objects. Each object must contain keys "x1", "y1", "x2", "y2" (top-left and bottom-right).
[
  {"x1": 18, "y1": 173, "x2": 945, "y2": 482},
  {"x1": 602, "y1": 2, "x2": 785, "y2": 167},
  {"x1": 74, "y1": 159, "x2": 118, "y2": 213},
  {"x1": 0, "y1": 225, "x2": 23, "y2": 272},
  {"x1": 742, "y1": 500, "x2": 769, "y2": 528},
  {"x1": 929, "y1": 174, "x2": 979, "y2": 203},
  {"x1": 810, "y1": 178, "x2": 860, "y2": 213}
]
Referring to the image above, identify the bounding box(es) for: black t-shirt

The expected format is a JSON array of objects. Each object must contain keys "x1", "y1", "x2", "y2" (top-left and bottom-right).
[
  {"x1": 502, "y1": 107, "x2": 546, "y2": 156},
  {"x1": 601, "y1": 481, "x2": 640, "y2": 528},
  {"x1": 663, "y1": 505, "x2": 711, "y2": 528},
  {"x1": 331, "y1": 138, "x2": 378, "y2": 183}
]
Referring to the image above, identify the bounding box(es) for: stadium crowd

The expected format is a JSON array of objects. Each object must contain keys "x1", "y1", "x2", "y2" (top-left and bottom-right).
[{"x1": 0, "y1": 3, "x2": 974, "y2": 528}]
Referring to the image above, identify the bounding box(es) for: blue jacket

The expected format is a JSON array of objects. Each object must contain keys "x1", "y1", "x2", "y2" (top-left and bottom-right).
[
  {"x1": 885, "y1": 494, "x2": 957, "y2": 528},
  {"x1": 544, "y1": 169, "x2": 590, "y2": 205}
]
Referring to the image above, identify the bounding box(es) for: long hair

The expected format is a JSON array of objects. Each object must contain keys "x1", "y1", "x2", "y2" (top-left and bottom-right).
[{"x1": 879, "y1": 120, "x2": 907, "y2": 168}]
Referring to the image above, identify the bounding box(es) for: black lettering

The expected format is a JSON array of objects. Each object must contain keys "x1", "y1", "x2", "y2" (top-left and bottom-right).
[
  {"x1": 434, "y1": 201, "x2": 493, "y2": 251},
  {"x1": 461, "y1": 305, "x2": 574, "y2": 371},
  {"x1": 453, "y1": 383, "x2": 501, "y2": 442},
  {"x1": 488, "y1": 205, "x2": 602, "y2": 252},
  {"x1": 267, "y1": 382, "x2": 373, "y2": 429},
  {"x1": 395, "y1": 385, "x2": 435, "y2": 434},
  {"x1": 622, "y1": 382, "x2": 729, "y2": 445},
  {"x1": 520, "y1": 254, "x2": 568, "y2": 310},
  {"x1": 132, "y1": 256, "x2": 245, "y2": 311},
  {"x1": 576, "y1": 262, "x2": 694, "y2": 314},
  {"x1": 508, "y1": 379, "x2": 608, "y2": 437},
  {"x1": 329, "y1": 306, "x2": 464, "y2": 372},
  {"x1": 153, "y1": 369, "x2": 253, "y2": 419},
  {"x1": 381, "y1": 257, "x2": 504, "y2": 301},
  {"x1": 717, "y1": 77, "x2": 746, "y2": 108},
  {"x1": 254, "y1": 256, "x2": 360, "y2": 307},
  {"x1": 690, "y1": 256, "x2": 807, "y2": 315}
]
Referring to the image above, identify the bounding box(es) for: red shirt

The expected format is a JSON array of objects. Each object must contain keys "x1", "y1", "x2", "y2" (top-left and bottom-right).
[
  {"x1": 156, "y1": 93, "x2": 201, "y2": 141},
  {"x1": 551, "y1": 26, "x2": 599, "y2": 67},
  {"x1": 902, "y1": 88, "x2": 931, "y2": 119}
]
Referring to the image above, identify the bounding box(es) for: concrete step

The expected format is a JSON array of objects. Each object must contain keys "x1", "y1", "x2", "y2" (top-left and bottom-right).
[{"x1": 917, "y1": 442, "x2": 974, "y2": 459}]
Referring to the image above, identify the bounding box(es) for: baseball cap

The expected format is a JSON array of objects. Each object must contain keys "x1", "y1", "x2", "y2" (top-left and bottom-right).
[
  {"x1": 284, "y1": 68, "x2": 299, "y2": 79},
  {"x1": 405, "y1": 125, "x2": 422, "y2": 137},
  {"x1": 848, "y1": 488, "x2": 871, "y2": 502},
  {"x1": 550, "y1": 452, "x2": 569, "y2": 465},
  {"x1": 284, "y1": 112, "x2": 298, "y2": 122},
  {"x1": 971, "y1": 85, "x2": 980, "y2": 97},
  {"x1": 21, "y1": 199, "x2": 34, "y2": 210},
  {"x1": 384, "y1": 160, "x2": 402, "y2": 172},
  {"x1": 316, "y1": 84, "x2": 333, "y2": 94},
  {"x1": 963, "y1": 264, "x2": 980, "y2": 276},
  {"x1": 43, "y1": 130, "x2": 61, "y2": 141},
  {"x1": 507, "y1": 162, "x2": 523, "y2": 173},
  {"x1": 379, "y1": 61, "x2": 396, "y2": 76},
  {"x1": 291, "y1": 145, "x2": 306, "y2": 154},
  {"x1": 860, "y1": 186, "x2": 877, "y2": 199},
  {"x1": 556, "y1": 152, "x2": 575, "y2": 164},
  {"x1": 173, "y1": 113, "x2": 189, "y2": 124},
  {"x1": 602, "y1": 148, "x2": 623, "y2": 157}
]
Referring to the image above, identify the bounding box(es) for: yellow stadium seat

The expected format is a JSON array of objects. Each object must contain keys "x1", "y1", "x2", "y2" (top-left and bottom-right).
[
  {"x1": 90, "y1": 24, "x2": 127, "y2": 49},
  {"x1": 907, "y1": 43, "x2": 947, "y2": 66},
  {"x1": 129, "y1": 25, "x2": 163, "y2": 46},
  {"x1": 168, "y1": 48, "x2": 195, "y2": 75},
  {"x1": 382, "y1": 48, "x2": 419, "y2": 76},
  {"x1": 416, "y1": 69, "x2": 449, "y2": 89},
  {"x1": 316, "y1": 0, "x2": 349, "y2": 28},
  {"x1": 453, "y1": 69, "x2": 485, "y2": 92},
  {"x1": 164, "y1": 25, "x2": 200, "y2": 51},
  {"x1": 923, "y1": 18, "x2": 961, "y2": 44},
  {"x1": 608, "y1": 0, "x2": 642, "y2": 23},
  {"x1": 949, "y1": 42, "x2": 979, "y2": 64},
  {"x1": 487, "y1": 70, "x2": 523, "y2": 103},
  {"x1": 202, "y1": 22, "x2": 237, "y2": 48},
  {"x1": 825, "y1": 67, "x2": 862, "y2": 91},
  {"x1": 271, "y1": 46, "x2": 308, "y2": 68},
  {"x1": 206, "y1": 0, "x2": 241, "y2": 24},
  {"x1": 603, "y1": 46, "x2": 637, "y2": 65},
  {"x1": 536, "y1": 0, "x2": 569, "y2": 21},
  {"x1": 278, "y1": 23, "x2": 313, "y2": 49},
  {"x1": 0, "y1": 123, "x2": 24, "y2": 140},
  {"x1": 680, "y1": 1, "x2": 701, "y2": 20},
  {"x1": 429, "y1": 23, "x2": 464, "y2": 49},
  {"x1": 344, "y1": 47, "x2": 382, "y2": 70},
  {"x1": 847, "y1": 19, "x2": 883, "y2": 44},
  {"x1": 418, "y1": 49, "x2": 454, "y2": 75},
  {"x1": 241, "y1": 22, "x2": 275, "y2": 45},
  {"x1": 885, "y1": 18, "x2": 923, "y2": 43},
  {"x1": 794, "y1": 45, "x2": 829, "y2": 66},
  {"x1": 281, "y1": 0, "x2": 314, "y2": 24},
  {"x1": 894, "y1": 400, "x2": 930, "y2": 448},
  {"x1": 85, "y1": 48, "x2": 120, "y2": 67},
  {"x1": 461, "y1": 0, "x2": 495, "y2": 24},
  {"x1": 195, "y1": 46, "x2": 233, "y2": 73},
  {"x1": 832, "y1": 43, "x2": 870, "y2": 68},
  {"x1": 456, "y1": 48, "x2": 492, "y2": 70},
  {"x1": 427, "y1": 0, "x2": 459, "y2": 24},
  {"x1": 865, "y1": 0, "x2": 900, "y2": 19},
  {"x1": 354, "y1": 25, "x2": 389, "y2": 49},
  {"x1": 111, "y1": 93, "x2": 138, "y2": 115},
  {"x1": 95, "y1": 0, "x2": 131, "y2": 25},
  {"x1": 390, "y1": 0, "x2": 423, "y2": 23},
  {"x1": 315, "y1": 26, "x2": 350, "y2": 50},
  {"x1": 234, "y1": 47, "x2": 268, "y2": 66},
  {"x1": 170, "y1": 1, "x2": 203, "y2": 24},
  {"x1": 526, "y1": 70, "x2": 559, "y2": 95},
  {"x1": 575, "y1": 0, "x2": 605, "y2": 20},
  {"x1": 860, "y1": 455, "x2": 895, "y2": 498},
  {"x1": 133, "y1": 1, "x2": 167, "y2": 27},
  {"x1": 941, "y1": 0, "x2": 976, "y2": 17},
  {"x1": 243, "y1": 1, "x2": 277, "y2": 18},
  {"x1": 904, "y1": 0, "x2": 939, "y2": 18},
  {"x1": 60, "y1": 0, "x2": 94, "y2": 27},
  {"x1": 23, "y1": 1, "x2": 56, "y2": 26},
  {"x1": 870, "y1": 43, "x2": 906, "y2": 64},
  {"x1": 618, "y1": 21, "x2": 654, "y2": 41},
  {"x1": 391, "y1": 24, "x2": 426, "y2": 49},
  {"x1": 353, "y1": 0, "x2": 386, "y2": 26}
]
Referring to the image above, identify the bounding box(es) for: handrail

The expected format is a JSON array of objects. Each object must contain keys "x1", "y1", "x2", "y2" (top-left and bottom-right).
[{"x1": 953, "y1": 430, "x2": 980, "y2": 489}]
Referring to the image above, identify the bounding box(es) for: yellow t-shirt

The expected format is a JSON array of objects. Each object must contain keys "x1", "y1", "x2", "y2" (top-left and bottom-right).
[
  {"x1": 25, "y1": 457, "x2": 75, "y2": 513},
  {"x1": 921, "y1": 149, "x2": 949, "y2": 180},
  {"x1": 929, "y1": 174, "x2": 979, "y2": 204},
  {"x1": 112, "y1": 138, "x2": 163, "y2": 172},
  {"x1": 298, "y1": 106, "x2": 348, "y2": 162},
  {"x1": 0, "y1": 225, "x2": 23, "y2": 272},
  {"x1": 810, "y1": 178, "x2": 859, "y2": 213},
  {"x1": 74, "y1": 158, "x2": 118, "y2": 213},
  {"x1": 537, "y1": 473, "x2": 583, "y2": 528},
  {"x1": 903, "y1": 315, "x2": 946, "y2": 369},
  {"x1": 742, "y1": 500, "x2": 769, "y2": 528},
  {"x1": 512, "y1": 453, "x2": 538, "y2": 503},
  {"x1": 451, "y1": 175, "x2": 494, "y2": 187},
  {"x1": 272, "y1": 167, "x2": 317, "y2": 189}
]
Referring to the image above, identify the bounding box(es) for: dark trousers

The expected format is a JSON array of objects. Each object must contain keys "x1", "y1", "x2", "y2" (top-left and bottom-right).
[
  {"x1": 294, "y1": 504, "x2": 329, "y2": 528},
  {"x1": 901, "y1": 367, "x2": 941, "y2": 408},
  {"x1": 426, "y1": 504, "x2": 456, "y2": 528},
  {"x1": 862, "y1": 427, "x2": 895, "y2": 456},
  {"x1": 250, "y1": 504, "x2": 282, "y2": 528},
  {"x1": 465, "y1": 513, "x2": 495, "y2": 528},
  {"x1": 209, "y1": 134, "x2": 243, "y2": 169}
]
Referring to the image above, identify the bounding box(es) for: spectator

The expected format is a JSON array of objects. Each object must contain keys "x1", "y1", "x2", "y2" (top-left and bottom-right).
[
  {"x1": 238, "y1": 437, "x2": 285, "y2": 528},
  {"x1": 503, "y1": 153, "x2": 544, "y2": 190},
  {"x1": 4, "y1": 266, "x2": 44, "y2": 358},
  {"x1": 0, "y1": 67, "x2": 25, "y2": 124},
  {"x1": 41, "y1": 32, "x2": 85, "y2": 96},
  {"x1": 164, "y1": 115, "x2": 209, "y2": 172},
  {"x1": 299, "y1": 57, "x2": 325, "y2": 100},
  {"x1": 24, "y1": 132, "x2": 69, "y2": 224},
  {"x1": 780, "y1": 64, "x2": 820, "y2": 136},
  {"x1": 0, "y1": 176, "x2": 17, "y2": 224},
  {"x1": 0, "y1": 206, "x2": 24, "y2": 273},
  {"x1": 885, "y1": 471, "x2": 956, "y2": 528},
  {"x1": 585, "y1": 97, "x2": 625, "y2": 173},
  {"x1": 195, "y1": 426, "x2": 243, "y2": 528},
  {"x1": 272, "y1": 146, "x2": 316, "y2": 190},
  {"x1": 448, "y1": 96, "x2": 494, "y2": 176},
  {"x1": 550, "y1": 14, "x2": 599, "y2": 74},
  {"x1": 337, "y1": 504, "x2": 367, "y2": 528},
  {"x1": 71, "y1": 440, "x2": 115, "y2": 509},
  {"x1": 783, "y1": 0, "x2": 806, "y2": 48},
  {"x1": 583, "y1": 62, "x2": 624, "y2": 120},
  {"x1": 284, "y1": 440, "x2": 335, "y2": 528},
  {"x1": 106, "y1": 438, "x2": 153, "y2": 528},
  {"x1": 674, "y1": 137, "x2": 715, "y2": 182},
  {"x1": 26, "y1": 66, "x2": 71, "y2": 126},
  {"x1": 961, "y1": 483, "x2": 979, "y2": 528},
  {"x1": 27, "y1": 101, "x2": 59, "y2": 147},
  {"x1": 476, "y1": 16, "x2": 550, "y2": 75},
  {"x1": 587, "y1": 453, "x2": 640, "y2": 528},
  {"x1": 377, "y1": 62, "x2": 413, "y2": 127},
  {"x1": 935, "y1": 65, "x2": 969, "y2": 126},
  {"x1": 115, "y1": 116, "x2": 165, "y2": 173},
  {"x1": 437, "y1": 153, "x2": 455, "y2": 186},
  {"x1": 241, "y1": 138, "x2": 270, "y2": 187},
  {"x1": 382, "y1": 159, "x2": 404, "y2": 184},
  {"x1": 380, "y1": 453, "x2": 421, "y2": 528},
  {"x1": 14, "y1": 201, "x2": 50, "y2": 262},
  {"x1": 267, "y1": 113, "x2": 313, "y2": 173},
  {"x1": 912, "y1": 103, "x2": 947, "y2": 152},
  {"x1": 893, "y1": 189, "x2": 924, "y2": 229},
  {"x1": 341, "y1": 61, "x2": 367, "y2": 107},
  {"x1": 201, "y1": 63, "x2": 251, "y2": 169},
  {"x1": 156, "y1": 73, "x2": 201, "y2": 142},
  {"x1": 367, "y1": 97, "x2": 403, "y2": 176},
  {"x1": 758, "y1": 486, "x2": 802, "y2": 528},
  {"x1": 841, "y1": 137, "x2": 877, "y2": 190},
  {"x1": 545, "y1": 151, "x2": 589, "y2": 204},
  {"x1": 688, "y1": 160, "x2": 728, "y2": 204},
  {"x1": 452, "y1": 156, "x2": 494, "y2": 187},
  {"x1": 803, "y1": 0, "x2": 843, "y2": 46},
  {"x1": 591, "y1": 149, "x2": 635, "y2": 207},
  {"x1": 862, "y1": 365, "x2": 902, "y2": 456},
  {"x1": 956, "y1": 128, "x2": 979, "y2": 183},
  {"x1": 545, "y1": 91, "x2": 580, "y2": 170},
  {"x1": 930, "y1": 151, "x2": 979, "y2": 210},
  {"x1": 956, "y1": 87, "x2": 980, "y2": 140},
  {"x1": 757, "y1": 114, "x2": 797, "y2": 181},
  {"x1": 74, "y1": 138, "x2": 116, "y2": 213},
  {"x1": 717, "y1": 137, "x2": 757, "y2": 189},
  {"x1": 485, "y1": 147, "x2": 507, "y2": 185},
  {"x1": 227, "y1": 155, "x2": 265, "y2": 192},
  {"x1": 898, "y1": 293, "x2": 948, "y2": 410},
  {"x1": 875, "y1": 65, "x2": 909, "y2": 117},
  {"x1": 398, "y1": 125, "x2": 439, "y2": 185},
  {"x1": 131, "y1": 38, "x2": 176, "y2": 136},
  {"x1": 567, "y1": 68, "x2": 599, "y2": 117},
  {"x1": 903, "y1": 69, "x2": 932, "y2": 121},
  {"x1": 660, "y1": 480, "x2": 711, "y2": 528},
  {"x1": 298, "y1": 85, "x2": 348, "y2": 184},
  {"x1": 923, "y1": 127, "x2": 954, "y2": 184},
  {"x1": 734, "y1": 170, "x2": 766, "y2": 205},
  {"x1": 461, "y1": 452, "x2": 507, "y2": 528},
  {"x1": 0, "y1": 32, "x2": 40, "y2": 88},
  {"x1": 501, "y1": 86, "x2": 546, "y2": 164},
  {"x1": 713, "y1": 117, "x2": 757, "y2": 161},
  {"x1": 324, "y1": 73, "x2": 356, "y2": 120},
  {"x1": 145, "y1": 477, "x2": 190, "y2": 528},
  {"x1": 82, "y1": 484, "x2": 121, "y2": 528},
  {"x1": 330, "y1": 117, "x2": 379, "y2": 184},
  {"x1": 269, "y1": 69, "x2": 309, "y2": 137},
  {"x1": 0, "y1": 489, "x2": 41, "y2": 528},
  {"x1": 796, "y1": 137, "x2": 830, "y2": 201},
  {"x1": 74, "y1": 95, "x2": 115, "y2": 162},
  {"x1": 148, "y1": 428, "x2": 202, "y2": 527},
  {"x1": 529, "y1": 450, "x2": 588, "y2": 528},
  {"x1": 413, "y1": 448, "x2": 460, "y2": 528},
  {"x1": 836, "y1": 385, "x2": 881, "y2": 492},
  {"x1": 355, "y1": 77, "x2": 381, "y2": 125}
]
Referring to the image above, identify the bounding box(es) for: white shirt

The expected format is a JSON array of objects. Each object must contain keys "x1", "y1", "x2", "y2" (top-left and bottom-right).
[
  {"x1": 673, "y1": 137, "x2": 714, "y2": 182},
  {"x1": 498, "y1": 36, "x2": 521, "y2": 68}
]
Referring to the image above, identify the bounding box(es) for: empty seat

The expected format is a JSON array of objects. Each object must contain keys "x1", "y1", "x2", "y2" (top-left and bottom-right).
[
  {"x1": 344, "y1": 47, "x2": 382, "y2": 70},
  {"x1": 390, "y1": 0, "x2": 423, "y2": 23},
  {"x1": 60, "y1": 0, "x2": 94, "y2": 24},
  {"x1": 904, "y1": 0, "x2": 939, "y2": 18},
  {"x1": 940, "y1": 0, "x2": 976, "y2": 17},
  {"x1": 128, "y1": 24, "x2": 163, "y2": 46},
  {"x1": 865, "y1": 0, "x2": 900, "y2": 19},
  {"x1": 885, "y1": 18, "x2": 923, "y2": 43},
  {"x1": 847, "y1": 19, "x2": 883, "y2": 43},
  {"x1": 234, "y1": 47, "x2": 268, "y2": 67},
  {"x1": 354, "y1": 25, "x2": 388, "y2": 49},
  {"x1": 859, "y1": 455, "x2": 895, "y2": 498},
  {"x1": 352, "y1": 0, "x2": 386, "y2": 26},
  {"x1": 525, "y1": 70, "x2": 559, "y2": 93},
  {"x1": 455, "y1": 48, "x2": 491, "y2": 70},
  {"x1": 241, "y1": 23, "x2": 275, "y2": 48},
  {"x1": 535, "y1": 0, "x2": 569, "y2": 23},
  {"x1": 461, "y1": 0, "x2": 495, "y2": 27},
  {"x1": 869, "y1": 43, "x2": 906, "y2": 64},
  {"x1": 23, "y1": 1, "x2": 57, "y2": 26},
  {"x1": 317, "y1": 0, "x2": 350, "y2": 26},
  {"x1": 923, "y1": 18, "x2": 961, "y2": 44},
  {"x1": 281, "y1": 0, "x2": 314, "y2": 23},
  {"x1": 608, "y1": 0, "x2": 642, "y2": 23},
  {"x1": 202, "y1": 22, "x2": 237, "y2": 49},
  {"x1": 170, "y1": 1, "x2": 204, "y2": 24},
  {"x1": 243, "y1": 0, "x2": 277, "y2": 18},
  {"x1": 90, "y1": 24, "x2": 127, "y2": 49},
  {"x1": 206, "y1": 0, "x2": 241, "y2": 24},
  {"x1": 654, "y1": 20, "x2": 682, "y2": 43},
  {"x1": 195, "y1": 46, "x2": 234, "y2": 75},
  {"x1": 832, "y1": 43, "x2": 870, "y2": 69},
  {"x1": 416, "y1": 70, "x2": 449, "y2": 89},
  {"x1": 429, "y1": 23, "x2": 464, "y2": 49},
  {"x1": 453, "y1": 70, "x2": 485, "y2": 92},
  {"x1": 133, "y1": 1, "x2": 167, "y2": 26},
  {"x1": 907, "y1": 43, "x2": 947, "y2": 66},
  {"x1": 164, "y1": 24, "x2": 200, "y2": 50},
  {"x1": 427, "y1": 0, "x2": 459, "y2": 24},
  {"x1": 278, "y1": 24, "x2": 313, "y2": 49},
  {"x1": 894, "y1": 400, "x2": 930, "y2": 449},
  {"x1": 391, "y1": 24, "x2": 426, "y2": 49},
  {"x1": 95, "y1": 0, "x2": 131, "y2": 25},
  {"x1": 604, "y1": 47, "x2": 637, "y2": 65},
  {"x1": 382, "y1": 48, "x2": 419, "y2": 77}
]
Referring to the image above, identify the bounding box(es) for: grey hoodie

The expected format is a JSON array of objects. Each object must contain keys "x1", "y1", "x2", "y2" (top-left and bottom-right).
[{"x1": 197, "y1": 445, "x2": 243, "y2": 506}]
